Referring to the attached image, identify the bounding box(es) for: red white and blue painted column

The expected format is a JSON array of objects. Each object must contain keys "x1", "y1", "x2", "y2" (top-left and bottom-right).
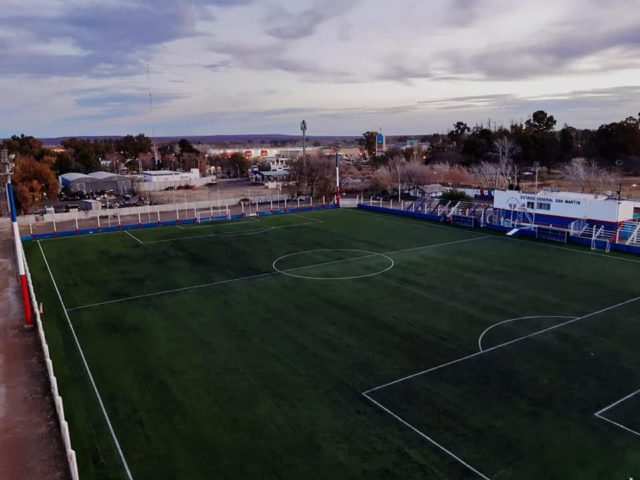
[
  {"x1": 335, "y1": 150, "x2": 341, "y2": 207},
  {"x1": 6, "y1": 178, "x2": 33, "y2": 328}
]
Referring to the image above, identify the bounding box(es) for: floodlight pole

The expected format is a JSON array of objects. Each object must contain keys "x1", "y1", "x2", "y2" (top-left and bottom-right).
[
  {"x1": 533, "y1": 162, "x2": 539, "y2": 226},
  {"x1": 300, "y1": 120, "x2": 307, "y2": 170},
  {"x1": 335, "y1": 147, "x2": 341, "y2": 207},
  {"x1": 395, "y1": 161, "x2": 401, "y2": 203}
]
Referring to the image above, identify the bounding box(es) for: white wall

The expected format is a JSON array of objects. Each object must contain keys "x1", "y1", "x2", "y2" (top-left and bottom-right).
[{"x1": 493, "y1": 190, "x2": 631, "y2": 222}]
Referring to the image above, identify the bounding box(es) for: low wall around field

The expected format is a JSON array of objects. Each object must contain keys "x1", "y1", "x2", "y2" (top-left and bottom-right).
[
  {"x1": 21, "y1": 203, "x2": 338, "y2": 241},
  {"x1": 21, "y1": 250, "x2": 79, "y2": 480},
  {"x1": 357, "y1": 204, "x2": 640, "y2": 256}
]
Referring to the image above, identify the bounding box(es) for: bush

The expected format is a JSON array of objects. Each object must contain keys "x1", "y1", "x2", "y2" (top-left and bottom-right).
[{"x1": 441, "y1": 188, "x2": 473, "y2": 203}]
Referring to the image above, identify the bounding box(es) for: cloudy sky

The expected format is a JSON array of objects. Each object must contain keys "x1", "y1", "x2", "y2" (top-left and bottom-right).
[{"x1": 1, "y1": 0, "x2": 639, "y2": 137}]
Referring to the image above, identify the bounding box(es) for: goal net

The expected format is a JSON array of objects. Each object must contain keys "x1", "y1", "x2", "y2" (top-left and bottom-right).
[
  {"x1": 196, "y1": 208, "x2": 230, "y2": 224},
  {"x1": 535, "y1": 226, "x2": 569, "y2": 243},
  {"x1": 451, "y1": 214, "x2": 476, "y2": 228},
  {"x1": 591, "y1": 238, "x2": 611, "y2": 253}
]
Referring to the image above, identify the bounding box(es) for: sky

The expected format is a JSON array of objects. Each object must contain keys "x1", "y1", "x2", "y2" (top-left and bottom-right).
[{"x1": 1, "y1": 0, "x2": 640, "y2": 137}]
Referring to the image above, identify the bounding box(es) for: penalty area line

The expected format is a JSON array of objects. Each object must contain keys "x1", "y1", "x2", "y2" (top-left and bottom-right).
[
  {"x1": 37, "y1": 241, "x2": 134, "y2": 480},
  {"x1": 124, "y1": 230, "x2": 144, "y2": 244},
  {"x1": 594, "y1": 387, "x2": 640, "y2": 437},
  {"x1": 365, "y1": 295, "x2": 640, "y2": 394},
  {"x1": 363, "y1": 299, "x2": 640, "y2": 479},
  {"x1": 362, "y1": 392, "x2": 490, "y2": 480}
]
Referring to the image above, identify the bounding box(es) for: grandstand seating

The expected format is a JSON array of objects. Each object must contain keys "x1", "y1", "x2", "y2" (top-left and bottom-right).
[{"x1": 578, "y1": 223, "x2": 618, "y2": 243}]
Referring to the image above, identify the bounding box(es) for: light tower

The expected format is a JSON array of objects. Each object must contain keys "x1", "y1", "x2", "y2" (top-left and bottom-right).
[
  {"x1": 334, "y1": 145, "x2": 341, "y2": 207},
  {"x1": 300, "y1": 120, "x2": 307, "y2": 169}
]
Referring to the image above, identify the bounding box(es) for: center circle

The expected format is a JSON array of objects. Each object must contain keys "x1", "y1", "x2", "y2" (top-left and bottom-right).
[{"x1": 272, "y1": 248, "x2": 395, "y2": 280}]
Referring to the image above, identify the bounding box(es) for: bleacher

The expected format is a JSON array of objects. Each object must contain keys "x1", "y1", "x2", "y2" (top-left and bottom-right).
[{"x1": 578, "y1": 224, "x2": 615, "y2": 241}]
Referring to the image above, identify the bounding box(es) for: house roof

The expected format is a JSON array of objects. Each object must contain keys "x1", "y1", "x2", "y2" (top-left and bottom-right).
[
  {"x1": 87, "y1": 171, "x2": 118, "y2": 180},
  {"x1": 59, "y1": 172, "x2": 91, "y2": 182}
]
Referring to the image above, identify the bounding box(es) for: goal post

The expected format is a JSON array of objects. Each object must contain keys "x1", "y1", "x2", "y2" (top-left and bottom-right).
[
  {"x1": 535, "y1": 225, "x2": 569, "y2": 243},
  {"x1": 451, "y1": 214, "x2": 476, "y2": 228},
  {"x1": 591, "y1": 238, "x2": 611, "y2": 253}
]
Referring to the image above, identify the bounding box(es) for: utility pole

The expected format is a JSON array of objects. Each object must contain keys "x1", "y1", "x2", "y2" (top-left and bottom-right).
[
  {"x1": 300, "y1": 120, "x2": 307, "y2": 169},
  {"x1": 335, "y1": 145, "x2": 341, "y2": 207},
  {"x1": 397, "y1": 162, "x2": 401, "y2": 203}
]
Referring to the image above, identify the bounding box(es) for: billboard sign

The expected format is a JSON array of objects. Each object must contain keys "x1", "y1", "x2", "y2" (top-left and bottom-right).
[{"x1": 376, "y1": 132, "x2": 385, "y2": 155}]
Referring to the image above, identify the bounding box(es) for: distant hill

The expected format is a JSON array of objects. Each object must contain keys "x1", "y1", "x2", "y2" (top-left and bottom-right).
[{"x1": 40, "y1": 134, "x2": 361, "y2": 146}]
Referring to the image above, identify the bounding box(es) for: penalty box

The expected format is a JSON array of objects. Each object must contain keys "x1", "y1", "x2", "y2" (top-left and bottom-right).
[{"x1": 366, "y1": 299, "x2": 640, "y2": 479}]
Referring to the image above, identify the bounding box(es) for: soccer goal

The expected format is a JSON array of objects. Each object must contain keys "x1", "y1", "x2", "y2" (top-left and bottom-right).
[
  {"x1": 535, "y1": 225, "x2": 569, "y2": 243},
  {"x1": 591, "y1": 238, "x2": 611, "y2": 253},
  {"x1": 451, "y1": 214, "x2": 476, "y2": 228}
]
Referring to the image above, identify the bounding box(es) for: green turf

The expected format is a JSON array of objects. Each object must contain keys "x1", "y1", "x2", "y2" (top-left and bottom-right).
[{"x1": 23, "y1": 208, "x2": 640, "y2": 479}]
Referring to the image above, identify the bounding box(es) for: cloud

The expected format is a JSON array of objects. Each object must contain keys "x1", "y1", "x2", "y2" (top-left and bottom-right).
[
  {"x1": 265, "y1": 0, "x2": 360, "y2": 40},
  {"x1": 0, "y1": 0, "x2": 248, "y2": 77},
  {"x1": 440, "y1": 23, "x2": 640, "y2": 80},
  {"x1": 208, "y1": 42, "x2": 354, "y2": 79}
]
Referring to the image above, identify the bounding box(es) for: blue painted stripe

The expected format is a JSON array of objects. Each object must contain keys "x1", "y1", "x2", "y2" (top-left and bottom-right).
[{"x1": 7, "y1": 183, "x2": 18, "y2": 222}]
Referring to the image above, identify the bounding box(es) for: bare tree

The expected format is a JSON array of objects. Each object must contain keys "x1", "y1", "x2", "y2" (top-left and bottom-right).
[
  {"x1": 493, "y1": 136, "x2": 520, "y2": 164},
  {"x1": 372, "y1": 166, "x2": 394, "y2": 193},
  {"x1": 560, "y1": 158, "x2": 616, "y2": 193},
  {"x1": 469, "y1": 160, "x2": 519, "y2": 189}
]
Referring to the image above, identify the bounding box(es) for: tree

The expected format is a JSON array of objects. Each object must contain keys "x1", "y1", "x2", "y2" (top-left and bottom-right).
[
  {"x1": 448, "y1": 121, "x2": 470, "y2": 145},
  {"x1": 288, "y1": 156, "x2": 335, "y2": 198},
  {"x1": 525, "y1": 110, "x2": 557, "y2": 133},
  {"x1": 558, "y1": 126, "x2": 576, "y2": 162},
  {"x1": 115, "y1": 134, "x2": 152, "y2": 160},
  {"x1": 468, "y1": 139, "x2": 520, "y2": 189},
  {"x1": 216, "y1": 152, "x2": 250, "y2": 177},
  {"x1": 1, "y1": 134, "x2": 46, "y2": 159},
  {"x1": 560, "y1": 158, "x2": 616, "y2": 193},
  {"x1": 178, "y1": 138, "x2": 197, "y2": 154},
  {"x1": 493, "y1": 136, "x2": 520, "y2": 165},
  {"x1": 11, "y1": 156, "x2": 59, "y2": 213},
  {"x1": 441, "y1": 189, "x2": 473, "y2": 203},
  {"x1": 61, "y1": 138, "x2": 101, "y2": 173},
  {"x1": 359, "y1": 131, "x2": 378, "y2": 158},
  {"x1": 592, "y1": 117, "x2": 640, "y2": 165},
  {"x1": 461, "y1": 127, "x2": 494, "y2": 163}
]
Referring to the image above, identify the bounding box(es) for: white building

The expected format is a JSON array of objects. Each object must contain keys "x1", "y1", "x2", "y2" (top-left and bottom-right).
[
  {"x1": 141, "y1": 169, "x2": 200, "y2": 183},
  {"x1": 493, "y1": 190, "x2": 640, "y2": 227}
]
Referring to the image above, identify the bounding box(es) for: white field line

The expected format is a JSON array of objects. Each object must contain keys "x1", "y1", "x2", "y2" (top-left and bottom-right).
[
  {"x1": 273, "y1": 249, "x2": 395, "y2": 281},
  {"x1": 365, "y1": 295, "x2": 640, "y2": 395},
  {"x1": 175, "y1": 225, "x2": 185, "y2": 230},
  {"x1": 67, "y1": 272, "x2": 276, "y2": 311},
  {"x1": 177, "y1": 218, "x2": 260, "y2": 231},
  {"x1": 362, "y1": 392, "x2": 491, "y2": 480},
  {"x1": 595, "y1": 414, "x2": 640, "y2": 437},
  {"x1": 124, "y1": 230, "x2": 144, "y2": 244},
  {"x1": 477, "y1": 315, "x2": 576, "y2": 352},
  {"x1": 68, "y1": 235, "x2": 491, "y2": 311},
  {"x1": 364, "y1": 298, "x2": 640, "y2": 479},
  {"x1": 37, "y1": 241, "x2": 134, "y2": 480},
  {"x1": 596, "y1": 387, "x2": 640, "y2": 415},
  {"x1": 594, "y1": 387, "x2": 640, "y2": 437},
  {"x1": 140, "y1": 219, "x2": 324, "y2": 245}
]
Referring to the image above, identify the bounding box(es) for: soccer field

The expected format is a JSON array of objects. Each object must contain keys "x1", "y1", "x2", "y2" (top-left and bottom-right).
[{"x1": 24, "y1": 208, "x2": 640, "y2": 479}]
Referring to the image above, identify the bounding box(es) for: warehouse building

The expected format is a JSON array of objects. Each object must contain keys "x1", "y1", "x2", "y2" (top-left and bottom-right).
[{"x1": 59, "y1": 172, "x2": 133, "y2": 195}]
